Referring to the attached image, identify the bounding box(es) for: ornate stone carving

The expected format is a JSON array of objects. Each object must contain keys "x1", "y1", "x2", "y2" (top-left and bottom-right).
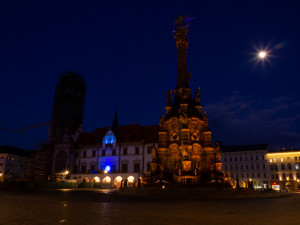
[
  {"x1": 159, "y1": 114, "x2": 165, "y2": 130},
  {"x1": 194, "y1": 87, "x2": 200, "y2": 105}
]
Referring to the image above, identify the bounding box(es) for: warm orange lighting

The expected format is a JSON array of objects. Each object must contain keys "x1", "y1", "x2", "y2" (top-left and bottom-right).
[
  {"x1": 115, "y1": 176, "x2": 122, "y2": 183},
  {"x1": 127, "y1": 176, "x2": 135, "y2": 183},
  {"x1": 103, "y1": 176, "x2": 111, "y2": 183},
  {"x1": 0, "y1": 173, "x2": 2, "y2": 177},
  {"x1": 267, "y1": 151, "x2": 300, "y2": 157}
]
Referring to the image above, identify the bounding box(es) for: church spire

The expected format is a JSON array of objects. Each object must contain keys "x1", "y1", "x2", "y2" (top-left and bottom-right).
[{"x1": 174, "y1": 15, "x2": 192, "y2": 89}]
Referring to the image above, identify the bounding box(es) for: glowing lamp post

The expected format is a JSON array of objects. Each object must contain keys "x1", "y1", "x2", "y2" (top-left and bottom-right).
[{"x1": 104, "y1": 165, "x2": 111, "y2": 174}]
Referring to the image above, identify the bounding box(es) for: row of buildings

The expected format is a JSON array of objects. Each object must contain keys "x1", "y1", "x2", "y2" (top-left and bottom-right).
[
  {"x1": 1, "y1": 134, "x2": 299, "y2": 191},
  {"x1": 50, "y1": 123, "x2": 300, "y2": 191}
]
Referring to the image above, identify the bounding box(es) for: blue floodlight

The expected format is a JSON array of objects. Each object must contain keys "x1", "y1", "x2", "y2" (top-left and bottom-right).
[{"x1": 105, "y1": 165, "x2": 111, "y2": 172}]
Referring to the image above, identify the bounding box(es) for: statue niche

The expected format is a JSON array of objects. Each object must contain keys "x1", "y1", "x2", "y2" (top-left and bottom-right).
[{"x1": 169, "y1": 143, "x2": 180, "y2": 170}]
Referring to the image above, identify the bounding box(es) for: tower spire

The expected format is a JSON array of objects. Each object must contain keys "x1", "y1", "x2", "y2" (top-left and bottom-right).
[{"x1": 174, "y1": 15, "x2": 192, "y2": 89}]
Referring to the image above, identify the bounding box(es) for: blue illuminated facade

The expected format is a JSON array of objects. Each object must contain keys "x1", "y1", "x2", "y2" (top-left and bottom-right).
[{"x1": 103, "y1": 130, "x2": 116, "y2": 144}]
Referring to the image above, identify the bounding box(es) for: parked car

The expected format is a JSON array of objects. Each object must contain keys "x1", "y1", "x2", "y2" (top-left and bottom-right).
[{"x1": 280, "y1": 189, "x2": 289, "y2": 192}]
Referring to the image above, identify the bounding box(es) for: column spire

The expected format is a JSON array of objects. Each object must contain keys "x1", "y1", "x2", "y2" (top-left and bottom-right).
[{"x1": 174, "y1": 15, "x2": 192, "y2": 89}]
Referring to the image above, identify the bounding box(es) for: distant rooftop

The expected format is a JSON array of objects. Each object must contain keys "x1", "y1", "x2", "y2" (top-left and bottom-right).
[
  {"x1": 0, "y1": 145, "x2": 31, "y2": 157},
  {"x1": 77, "y1": 124, "x2": 159, "y2": 146},
  {"x1": 221, "y1": 144, "x2": 268, "y2": 153}
]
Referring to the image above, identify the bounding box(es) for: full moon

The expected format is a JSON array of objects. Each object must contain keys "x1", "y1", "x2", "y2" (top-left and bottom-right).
[{"x1": 258, "y1": 51, "x2": 267, "y2": 59}]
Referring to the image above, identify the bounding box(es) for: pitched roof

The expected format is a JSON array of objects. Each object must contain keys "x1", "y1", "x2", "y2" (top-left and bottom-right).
[
  {"x1": 221, "y1": 144, "x2": 268, "y2": 153},
  {"x1": 77, "y1": 124, "x2": 159, "y2": 146}
]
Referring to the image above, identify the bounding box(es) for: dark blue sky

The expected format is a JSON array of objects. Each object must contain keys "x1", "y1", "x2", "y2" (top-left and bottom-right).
[{"x1": 1, "y1": 0, "x2": 299, "y2": 150}]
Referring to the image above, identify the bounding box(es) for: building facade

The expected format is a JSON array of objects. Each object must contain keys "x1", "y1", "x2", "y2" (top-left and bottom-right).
[
  {"x1": 0, "y1": 146, "x2": 31, "y2": 182},
  {"x1": 221, "y1": 144, "x2": 270, "y2": 189},
  {"x1": 266, "y1": 150, "x2": 300, "y2": 191},
  {"x1": 52, "y1": 124, "x2": 159, "y2": 188}
]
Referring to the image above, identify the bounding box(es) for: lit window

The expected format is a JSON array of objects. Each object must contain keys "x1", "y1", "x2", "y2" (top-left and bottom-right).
[
  {"x1": 274, "y1": 158, "x2": 276, "y2": 162},
  {"x1": 295, "y1": 164, "x2": 299, "y2": 170},
  {"x1": 280, "y1": 157, "x2": 284, "y2": 162},
  {"x1": 269, "y1": 159, "x2": 273, "y2": 163},
  {"x1": 127, "y1": 176, "x2": 135, "y2": 183},
  {"x1": 103, "y1": 176, "x2": 111, "y2": 183}
]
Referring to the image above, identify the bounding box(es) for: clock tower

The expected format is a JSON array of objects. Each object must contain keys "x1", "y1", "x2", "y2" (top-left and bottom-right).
[{"x1": 150, "y1": 16, "x2": 223, "y2": 183}]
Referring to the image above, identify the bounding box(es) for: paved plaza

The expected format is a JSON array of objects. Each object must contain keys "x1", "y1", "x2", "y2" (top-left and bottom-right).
[{"x1": 0, "y1": 189, "x2": 300, "y2": 225}]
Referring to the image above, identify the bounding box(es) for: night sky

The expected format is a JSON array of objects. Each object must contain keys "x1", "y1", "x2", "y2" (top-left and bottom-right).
[{"x1": 1, "y1": 0, "x2": 299, "y2": 150}]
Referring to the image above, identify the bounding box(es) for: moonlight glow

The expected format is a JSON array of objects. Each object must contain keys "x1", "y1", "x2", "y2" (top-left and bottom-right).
[{"x1": 258, "y1": 51, "x2": 267, "y2": 59}]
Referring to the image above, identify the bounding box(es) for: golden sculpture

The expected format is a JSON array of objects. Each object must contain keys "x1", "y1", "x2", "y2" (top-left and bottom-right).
[{"x1": 150, "y1": 16, "x2": 224, "y2": 184}]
